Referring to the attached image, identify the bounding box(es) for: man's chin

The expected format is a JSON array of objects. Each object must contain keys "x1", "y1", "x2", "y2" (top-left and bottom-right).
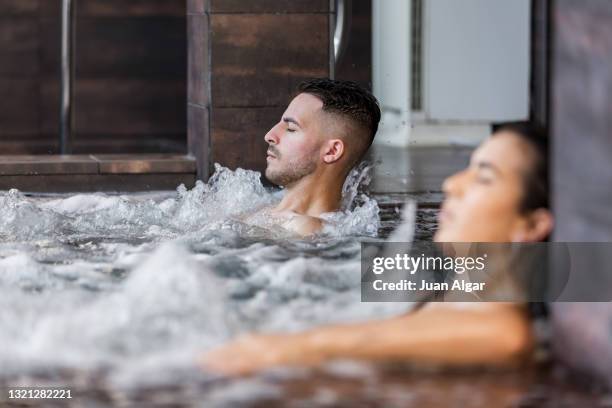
[
  {"x1": 265, "y1": 169, "x2": 284, "y2": 187},
  {"x1": 265, "y1": 165, "x2": 314, "y2": 187}
]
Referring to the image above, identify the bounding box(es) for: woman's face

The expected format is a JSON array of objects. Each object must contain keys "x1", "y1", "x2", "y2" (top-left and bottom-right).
[{"x1": 435, "y1": 131, "x2": 549, "y2": 243}]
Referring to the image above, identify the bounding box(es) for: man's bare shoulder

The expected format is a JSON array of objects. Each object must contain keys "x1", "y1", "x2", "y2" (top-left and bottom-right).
[{"x1": 283, "y1": 214, "x2": 324, "y2": 236}]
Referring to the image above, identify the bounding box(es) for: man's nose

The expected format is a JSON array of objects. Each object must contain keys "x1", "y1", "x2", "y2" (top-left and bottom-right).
[{"x1": 264, "y1": 123, "x2": 281, "y2": 145}]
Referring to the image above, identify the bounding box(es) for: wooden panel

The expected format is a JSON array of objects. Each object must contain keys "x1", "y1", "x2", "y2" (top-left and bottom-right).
[
  {"x1": 210, "y1": 13, "x2": 330, "y2": 107},
  {"x1": 211, "y1": 107, "x2": 282, "y2": 173},
  {"x1": 210, "y1": 0, "x2": 330, "y2": 14},
  {"x1": 37, "y1": 10, "x2": 188, "y2": 153},
  {"x1": 0, "y1": 137, "x2": 186, "y2": 155},
  {"x1": 39, "y1": 77, "x2": 60, "y2": 136},
  {"x1": 75, "y1": 17, "x2": 186, "y2": 79},
  {"x1": 38, "y1": 16, "x2": 60, "y2": 77},
  {"x1": 0, "y1": 173, "x2": 196, "y2": 192},
  {"x1": 0, "y1": 140, "x2": 57, "y2": 155},
  {"x1": 188, "y1": 105, "x2": 210, "y2": 180},
  {"x1": 41, "y1": 79, "x2": 186, "y2": 135},
  {"x1": 0, "y1": 0, "x2": 39, "y2": 15},
  {"x1": 335, "y1": 0, "x2": 372, "y2": 89},
  {"x1": 0, "y1": 154, "x2": 195, "y2": 175},
  {"x1": 188, "y1": 14, "x2": 208, "y2": 106},
  {"x1": 2, "y1": 0, "x2": 188, "y2": 156},
  {"x1": 0, "y1": 79, "x2": 39, "y2": 136},
  {"x1": 43, "y1": 0, "x2": 186, "y2": 17},
  {"x1": 93, "y1": 154, "x2": 195, "y2": 174},
  {"x1": 0, "y1": 155, "x2": 97, "y2": 175},
  {"x1": 187, "y1": 0, "x2": 207, "y2": 14},
  {"x1": 72, "y1": 135, "x2": 186, "y2": 154},
  {"x1": 0, "y1": 17, "x2": 39, "y2": 77}
]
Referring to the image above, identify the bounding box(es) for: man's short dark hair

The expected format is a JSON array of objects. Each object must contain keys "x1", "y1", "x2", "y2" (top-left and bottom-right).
[{"x1": 297, "y1": 78, "x2": 381, "y2": 152}]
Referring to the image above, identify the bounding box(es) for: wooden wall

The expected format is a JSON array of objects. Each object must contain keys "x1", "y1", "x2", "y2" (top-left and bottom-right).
[
  {"x1": 550, "y1": 0, "x2": 612, "y2": 386},
  {"x1": 335, "y1": 0, "x2": 372, "y2": 90},
  {"x1": 0, "y1": 0, "x2": 187, "y2": 154},
  {"x1": 187, "y1": 0, "x2": 333, "y2": 179}
]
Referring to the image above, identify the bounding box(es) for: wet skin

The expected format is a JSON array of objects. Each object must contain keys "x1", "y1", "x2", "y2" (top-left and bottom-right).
[
  {"x1": 255, "y1": 93, "x2": 354, "y2": 236},
  {"x1": 201, "y1": 131, "x2": 554, "y2": 375}
]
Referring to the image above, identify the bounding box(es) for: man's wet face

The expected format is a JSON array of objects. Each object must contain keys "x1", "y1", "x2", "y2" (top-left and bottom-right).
[{"x1": 264, "y1": 93, "x2": 324, "y2": 186}]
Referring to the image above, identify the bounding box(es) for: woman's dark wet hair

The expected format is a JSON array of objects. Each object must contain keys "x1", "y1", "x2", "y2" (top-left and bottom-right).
[
  {"x1": 492, "y1": 122, "x2": 549, "y2": 214},
  {"x1": 297, "y1": 78, "x2": 381, "y2": 147}
]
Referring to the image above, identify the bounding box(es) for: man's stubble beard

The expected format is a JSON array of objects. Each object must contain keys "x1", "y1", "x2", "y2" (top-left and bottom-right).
[{"x1": 265, "y1": 156, "x2": 317, "y2": 187}]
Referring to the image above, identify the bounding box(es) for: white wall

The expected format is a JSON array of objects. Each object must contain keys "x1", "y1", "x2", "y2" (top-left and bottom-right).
[
  {"x1": 426, "y1": 0, "x2": 531, "y2": 122},
  {"x1": 372, "y1": 0, "x2": 531, "y2": 147}
]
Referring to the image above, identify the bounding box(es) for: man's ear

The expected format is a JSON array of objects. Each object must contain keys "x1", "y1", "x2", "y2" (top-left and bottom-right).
[
  {"x1": 322, "y1": 139, "x2": 345, "y2": 164},
  {"x1": 512, "y1": 209, "x2": 554, "y2": 242}
]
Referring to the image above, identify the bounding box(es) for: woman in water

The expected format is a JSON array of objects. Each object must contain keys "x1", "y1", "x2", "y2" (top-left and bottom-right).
[{"x1": 201, "y1": 122, "x2": 553, "y2": 374}]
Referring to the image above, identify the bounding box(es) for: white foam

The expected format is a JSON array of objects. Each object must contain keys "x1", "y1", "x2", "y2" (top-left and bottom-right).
[
  {"x1": 0, "y1": 164, "x2": 391, "y2": 386},
  {"x1": 41, "y1": 194, "x2": 122, "y2": 214}
]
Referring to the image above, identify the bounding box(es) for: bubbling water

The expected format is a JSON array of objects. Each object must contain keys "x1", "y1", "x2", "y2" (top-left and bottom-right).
[{"x1": 0, "y1": 164, "x2": 411, "y2": 387}]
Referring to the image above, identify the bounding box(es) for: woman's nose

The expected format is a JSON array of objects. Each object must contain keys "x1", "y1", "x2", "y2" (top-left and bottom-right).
[{"x1": 442, "y1": 169, "x2": 468, "y2": 198}]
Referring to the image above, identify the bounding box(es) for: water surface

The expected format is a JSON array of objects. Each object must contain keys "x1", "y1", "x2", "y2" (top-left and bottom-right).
[{"x1": 0, "y1": 164, "x2": 414, "y2": 391}]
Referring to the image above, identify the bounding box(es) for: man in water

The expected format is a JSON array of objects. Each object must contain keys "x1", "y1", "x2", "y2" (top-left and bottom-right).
[
  {"x1": 250, "y1": 78, "x2": 381, "y2": 236},
  {"x1": 202, "y1": 122, "x2": 553, "y2": 374}
]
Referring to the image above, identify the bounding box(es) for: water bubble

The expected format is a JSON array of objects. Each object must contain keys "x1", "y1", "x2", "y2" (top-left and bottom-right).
[{"x1": 0, "y1": 163, "x2": 387, "y2": 385}]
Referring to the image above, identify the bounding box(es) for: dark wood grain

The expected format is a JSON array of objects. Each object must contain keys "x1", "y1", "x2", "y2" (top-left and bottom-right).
[
  {"x1": 335, "y1": 0, "x2": 372, "y2": 90},
  {"x1": 77, "y1": 0, "x2": 185, "y2": 17},
  {"x1": 0, "y1": 0, "x2": 38, "y2": 15},
  {"x1": 188, "y1": 105, "x2": 210, "y2": 180},
  {"x1": 210, "y1": 13, "x2": 329, "y2": 108},
  {"x1": 211, "y1": 106, "x2": 282, "y2": 173},
  {"x1": 210, "y1": 0, "x2": 329, "y2": 14},
  {"x1": 1, "y1": 0, "x2": 187, "y2": 155},
  {"x1": 188, "y1": 14, "x2": 209, "y2": 106},
  {"x1": 0, "y1": 173, "x2": 195, "y2": 192},
  {"x1": 0, "y1": 155, "x2": 97, "y2": 175},
  {"x1": 93, "y1": 154, "x2": 196, "y2": 174},
  {"x1": 41, "y1": 79, "x2": 186, "y2": 135},
  {"x1": 0, "y1": 17, "x2": 39, "y2": 77},
  {"x1": 187, "y1": 0, "x2": 207, "y2": 14},
  {"x1": 0, "y1": 79, "x2": 40, "y2": 136}
]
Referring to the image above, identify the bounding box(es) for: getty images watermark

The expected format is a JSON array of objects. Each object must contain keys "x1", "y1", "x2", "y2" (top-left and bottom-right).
[
  {"x1": 361, "y1": 242, "x2": 612, "y2": 302},
  {"x1": 371, "y1": 251, "x2": 488, "y2": 293}
]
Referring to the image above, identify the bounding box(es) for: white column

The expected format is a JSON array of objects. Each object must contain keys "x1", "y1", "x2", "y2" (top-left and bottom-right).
[{"x1": 372, "y1": 0, "x2": 412, "y2": 147}]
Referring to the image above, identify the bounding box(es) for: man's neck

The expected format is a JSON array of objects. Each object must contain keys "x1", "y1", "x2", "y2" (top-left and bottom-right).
[{"x1": 274, "y1": 172, "x2": 345, "y2": 217}]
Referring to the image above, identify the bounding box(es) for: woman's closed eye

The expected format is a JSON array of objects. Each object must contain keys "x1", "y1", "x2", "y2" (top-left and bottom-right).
[
  {"x1": 475, "y1": 166, "x2": 498, "y2": 184},
  {"x1": 476, "y1": 173, "x2": 494, "y2": 184},
  {"x1": 474, "y1": 161, "x2": 500, "y2": 185}
]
